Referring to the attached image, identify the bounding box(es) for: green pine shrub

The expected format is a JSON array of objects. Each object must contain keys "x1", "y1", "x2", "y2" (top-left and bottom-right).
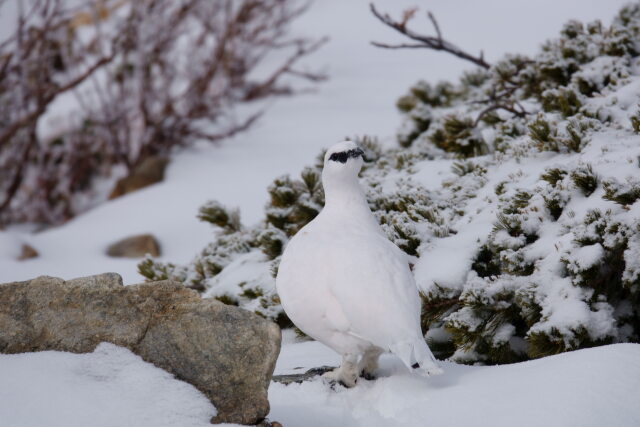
[
  {"x1": 541, "y1": 87, "x2": 582, "y2": 117},
  {"x1": 570, "y1": 164, "x2": 598, "y2": 196},
  {"x1": 198, "y1": 201, "x2": 242, "y2": 232},
  {"x1": 603, "y1": 178, "x2": 640, "y2": 205},
  {"x1": 429, "y1": 115, "x2": 488, "y2": 157},
  {"x1": 528, "y1": 116, "x2": 559, "y2": 151}
]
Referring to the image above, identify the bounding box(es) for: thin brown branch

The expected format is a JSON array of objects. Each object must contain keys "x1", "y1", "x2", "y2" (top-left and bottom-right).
[
  {"x1": 471, "y1": 84, "x2": 528, "y2": 126},
  {"x1": 191, "y1": 111, "x2": 264, "y2": 143},
  {"x1": 370, "y1": 3, "x2": 491, "y2": 70},
  {"x1": 371, "y1": 42, "x2": 438, "y2": 50},
  {"x1": 0, "y1": 130, "x2": 37, "y2": 213},
  {"x1": 0, "y1": 0, "x2": 325, "y2": 225},
  {"x1": 473, "y1": 103, "x2": 527, "y2": 127},
  {"x1": 0, "y1": 52, "x2": 115, "y2": 149},
  {"x1": 427, "y1": 11, "x2": 442, "y2": 41},
  {"x1": 243, "y1": 37, "x2": 328, "y2": 101}
]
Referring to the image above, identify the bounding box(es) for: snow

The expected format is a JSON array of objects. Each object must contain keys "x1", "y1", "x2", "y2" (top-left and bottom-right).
[
  {"x1": 2, "y1": 1, "x2": 640, "y2": 426},
  {"x1": 0, "y1": 343, "x2": 216, "y2": 427},
  {"x1": 3, "y1": 340, "x2": 639, "y2": 427},
  {"x1": 413, "y1": 214, "x2": 494, "y2": 293},
  {"x1": 270, "y1": 341, "x2": 640, "y2": 427},
  {"x1": 563, "y1": 243, "x2": 605, "y2": 272}
]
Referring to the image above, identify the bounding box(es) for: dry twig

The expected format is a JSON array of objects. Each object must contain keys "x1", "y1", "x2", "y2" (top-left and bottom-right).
[
  {"x1": 0, "y1": 0, "x2": 325, "y2": 225},
  {"x1": 370, "y1": 3, "x2": 491, "y2": 69}
]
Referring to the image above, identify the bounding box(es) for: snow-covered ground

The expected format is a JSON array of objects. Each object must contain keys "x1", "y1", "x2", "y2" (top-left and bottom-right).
[
  {"x1": 2, "y1": 339, "x2": 639, "y2": 427},
  {"x1": 0, "y1": 343, "x2": 216, "y2": 427},
  {"x1": 271, "y1": 339, "x2": 640, "y2": 427},
  {"x1": 0, "y1": 0, "x2": 630, "y2": 284},
  {"x1": 1, "y1": 2, "x2": 638, "y2": 427}
]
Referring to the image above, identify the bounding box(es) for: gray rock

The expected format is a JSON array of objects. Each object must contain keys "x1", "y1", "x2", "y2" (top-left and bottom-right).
[
  {"x1": 106, "y1": 234, "x2": 161, "y2": 258},
  {"x1": 0, "y1": 273, "x2": 281, "y2": 425},
  {"x1": 256, "y1": 420, "x2": 283, "y2": 427}
]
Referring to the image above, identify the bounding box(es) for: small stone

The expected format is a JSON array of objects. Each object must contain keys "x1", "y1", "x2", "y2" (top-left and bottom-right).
[
  {"x1": 106, "y1": 234, "x2": 160, "y2": 258},
  {"x1": 272, "y1": 365, "x2": 336, "y2": 385},
  {"x1": 17, "y1": 244, "x2": 38, "y2": 260},
  {"x1": 255, "y1": 420, "x2": 283, "y2": 427},
  {"x1": 109, "y1": 156, "x2": 169, "y2": 199}
]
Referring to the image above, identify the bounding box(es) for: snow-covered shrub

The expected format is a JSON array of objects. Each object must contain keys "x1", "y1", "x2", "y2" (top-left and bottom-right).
[
  {"x1": 396, "y1": 81, "x2": 463, "y2": 148},
  {"x1": 603, "y1": 177, "x2": 640, "y2": 206},
  {"x1": 408, "y1": 5, "x2": 640, "y2": 363},
  {"x1": 265, "y1": 167, "x2": 324, "y2": 238},
  {"x1": 429, "y1": 115, "x2": 489, "y2": 158},
  {"x1": 142, "y1": 5, "x2": 640, "y2": 364}
]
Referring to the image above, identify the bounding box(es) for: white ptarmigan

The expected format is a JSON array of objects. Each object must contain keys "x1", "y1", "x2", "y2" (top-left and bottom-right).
[{"x1": 276, "y1": 140, "x2": 443, "y2": 387}]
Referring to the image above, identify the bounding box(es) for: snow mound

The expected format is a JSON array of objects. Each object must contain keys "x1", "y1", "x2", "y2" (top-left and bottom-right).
[
  {"x1": 270, "y1": 341, "x2": 640, "y2": 427},
  {"x1": 0, "y1": 343, "x2": 216, "y2": 427}
]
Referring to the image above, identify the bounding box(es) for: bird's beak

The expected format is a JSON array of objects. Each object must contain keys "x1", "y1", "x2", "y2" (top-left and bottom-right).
[{"x1": 350, "y1": 148, "x2": 364, "y2": 159}]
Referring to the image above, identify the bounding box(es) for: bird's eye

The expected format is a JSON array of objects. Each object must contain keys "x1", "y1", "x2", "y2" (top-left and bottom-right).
[
  {"x1": 328, "y1": 148, "x2": 364, "y2": 163},
  {"x1": 329, "y1": 151, "x2": 349, "y2": 163}
]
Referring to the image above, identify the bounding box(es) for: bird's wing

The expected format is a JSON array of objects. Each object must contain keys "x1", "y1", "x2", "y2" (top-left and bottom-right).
[{"x1": 321, "y1": 231, "x2": 424, "y2": 349}]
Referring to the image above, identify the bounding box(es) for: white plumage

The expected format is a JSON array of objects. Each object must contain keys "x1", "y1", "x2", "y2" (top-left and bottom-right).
[{"x1": 276, "y1": 140, "x2": 443, "y2": 386}]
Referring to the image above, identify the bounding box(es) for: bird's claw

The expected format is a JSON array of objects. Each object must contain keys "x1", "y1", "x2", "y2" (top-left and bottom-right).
[
  {"x1": 359, "y1": 370, "x2": 376, "y2": 381},
  {"x1": 322, "y1": 369, "x2": 357, "y2": 388}
]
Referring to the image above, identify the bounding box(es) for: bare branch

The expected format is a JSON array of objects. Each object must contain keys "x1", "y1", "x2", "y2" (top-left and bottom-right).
[
  {"x1": 473, "y1": 103, "x2": 527, "y2": 127},
  {"x1": 243, "y1": 37, "x2": 328, "y2": 101},
  {"x1": 0, "y1": 0, "x2": 325, "y2": 225},
  {"x1": 0, "y1": 131, "x2": 36, "y2": 213},
  {"x1": 427, "y1": 11, "x2": 442, "y2": 41},
  {"x1": 368, "y1": 3, "x2": 533, "y2": 127},
  {"x1": 370, "y1": 3, "x2": 491, "y2": 70},
  {"x1": 0, "y1": 52, "x2": 115, "y2": 149},
  {"x1": 371, "y1": 42, "x2": 439, "y2": 50},
  {"x1": 192, "y1": 111, "x2": 263, "y2": 143}
]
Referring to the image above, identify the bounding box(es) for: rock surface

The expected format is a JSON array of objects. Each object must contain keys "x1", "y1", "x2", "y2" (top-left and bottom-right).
[
  {"x1": 109, "y1": 156, "x2": 169, "y2": 199},
  {"x1": 106, "y1": 234, "x2": 161, "y2": 257},
  {"x1": 0, "y1": 273, "x2": 281, "y2": 425},
  {"x1": 272, "y1": 366, "x2": 336, "y2": 385}
]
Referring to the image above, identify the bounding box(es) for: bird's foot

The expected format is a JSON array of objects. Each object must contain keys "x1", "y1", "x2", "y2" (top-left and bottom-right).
[
  {"x1": 413, "y1": 363, "x2": 444, "y2": 377},
  {"x1": 357, "y1": 347, "x2": 382, "y2": 381},
  {"x1": 322, "y1": 367, "x2": 357, "y2": 388},
  {"x1": 359, "y1": 368, "x2": 377, "y2": 381}
]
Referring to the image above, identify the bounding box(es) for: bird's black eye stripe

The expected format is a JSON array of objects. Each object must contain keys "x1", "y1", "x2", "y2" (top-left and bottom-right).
[
  {"x1": 329, "y1": 151, "x2": 349, "y2": 163},
  {"x1": 328, "y1": 148, "x2": 364, "y2": 163}
]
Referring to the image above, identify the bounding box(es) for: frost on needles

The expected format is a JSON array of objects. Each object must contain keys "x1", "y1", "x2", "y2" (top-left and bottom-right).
[{"x1": 140, "y1": 4, "x2": 640, "y2": 364}]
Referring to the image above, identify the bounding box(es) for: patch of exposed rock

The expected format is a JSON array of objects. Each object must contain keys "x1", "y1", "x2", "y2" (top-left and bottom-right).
[
  {"x1": 106, "y1": 234, "x2": 161, "y2": 258},
  {"x1": 272, "y1": 366, "x2": 336, "y2": 385},
  {"x1": 0, "y1": 273, "x2": 281, "y2": 425},
  {"x1": 17, "y1": 243, "x2": 39, "y2": 260},
  {"x1": 109, "y1": 156, "x2": 169, "y2": 199}
]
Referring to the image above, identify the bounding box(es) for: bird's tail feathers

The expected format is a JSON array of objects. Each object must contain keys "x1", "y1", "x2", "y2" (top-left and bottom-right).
[{"x1": 389, "y1": 339, "x2": 443, "y2": 377}]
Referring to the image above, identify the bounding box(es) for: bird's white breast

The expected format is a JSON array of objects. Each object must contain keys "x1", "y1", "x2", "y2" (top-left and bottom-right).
[{"x1": 276, "y1": 213, "x2": 422, "y2": 350}]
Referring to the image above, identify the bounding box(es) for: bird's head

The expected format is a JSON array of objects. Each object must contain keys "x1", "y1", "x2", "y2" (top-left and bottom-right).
[{"x1": 322, "y1": 141, "x2": 364, "y2": 181}]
